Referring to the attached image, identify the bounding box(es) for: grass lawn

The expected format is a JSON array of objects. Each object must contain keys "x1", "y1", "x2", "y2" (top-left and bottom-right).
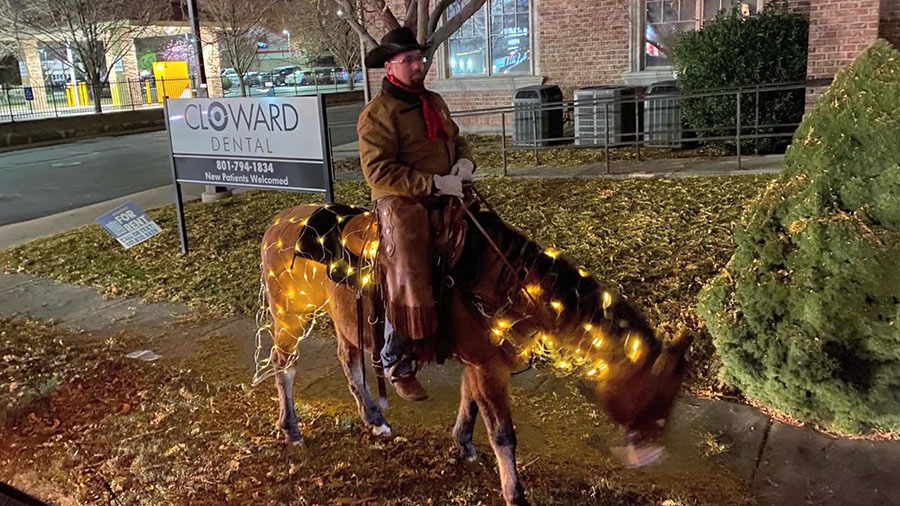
[
  {"x1": 0, "y1": 175, "x2": 772, "y2": 396},
  {"x1": 334, "y1": 135, "x2": 728, "y2": 172}
]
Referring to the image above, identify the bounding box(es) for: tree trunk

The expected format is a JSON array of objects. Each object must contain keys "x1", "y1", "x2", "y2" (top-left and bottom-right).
[
  {"x1": 240, "y1": 80, "x2": 247, "y2": 97},
  {"x1": 91, "y1": 74, "x2": 103, "y2": 114}
]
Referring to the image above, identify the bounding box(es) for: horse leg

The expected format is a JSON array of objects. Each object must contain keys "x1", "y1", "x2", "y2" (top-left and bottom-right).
[
  {"x1": 273, "y1": 350, "x2": 304, "y2": 445},
  {"x1": 336, "y1": 336, "x2": 393, "y2": 439},
  {"x1": 466, "y1": 360, "x2": 529, "y2": 506},
  {"x1": 453, "y1": 371, "x2": 479, "y2": 462}
]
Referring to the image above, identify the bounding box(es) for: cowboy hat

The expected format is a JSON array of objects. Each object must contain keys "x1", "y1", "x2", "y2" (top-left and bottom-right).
[{"x1": 364, "y1": 26, "x2": 429, "y2": 68}]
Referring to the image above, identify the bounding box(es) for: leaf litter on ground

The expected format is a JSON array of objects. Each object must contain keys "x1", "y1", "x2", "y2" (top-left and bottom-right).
[{"x1": 0, "y1": 315, "x2": 756, "y2": 506}]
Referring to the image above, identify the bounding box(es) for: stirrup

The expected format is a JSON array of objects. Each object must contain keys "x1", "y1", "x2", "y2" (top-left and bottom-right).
[{"x1": 386, "y1": 354, "x2": 422, "y2": 381}]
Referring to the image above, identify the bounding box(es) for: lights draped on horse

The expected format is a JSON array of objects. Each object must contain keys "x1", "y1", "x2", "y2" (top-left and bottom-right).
[{"x1": 256, "y1": 200, "x2": 692, "y2": 506}]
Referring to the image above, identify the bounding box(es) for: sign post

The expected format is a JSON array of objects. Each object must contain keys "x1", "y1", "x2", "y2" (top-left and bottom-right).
[{"x1": 164, "y1": 95, "x2": 334, "y2": 254}]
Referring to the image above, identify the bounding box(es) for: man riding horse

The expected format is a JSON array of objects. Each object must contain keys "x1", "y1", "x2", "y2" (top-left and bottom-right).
[{"x1": 357, "y1": 27, "x2": 476, "y2": 401}]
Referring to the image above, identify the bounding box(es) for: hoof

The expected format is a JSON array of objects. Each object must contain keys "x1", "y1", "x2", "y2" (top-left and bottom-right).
[
  {"x1": 458, "y1": 444, "x2": 478, "y2": 463},
  {"x1": 508, "y1": 485, "x2": 529, "y2": 506},
  {"x1": 282, "y1": 427, "x2": 305, "y2": 447},
  {"x1": 370, "y1": 423, "x2": 394, "y2": 440}
]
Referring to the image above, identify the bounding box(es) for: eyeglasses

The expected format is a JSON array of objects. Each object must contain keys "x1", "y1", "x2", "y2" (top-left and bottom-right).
[{"x1": 387, "y1": 55, "x2": 427, "y2": 65}]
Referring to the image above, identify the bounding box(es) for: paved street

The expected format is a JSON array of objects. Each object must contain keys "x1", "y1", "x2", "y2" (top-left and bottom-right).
[{"x1": 0, "y1": 102, "x2": 363, "y2": 226}]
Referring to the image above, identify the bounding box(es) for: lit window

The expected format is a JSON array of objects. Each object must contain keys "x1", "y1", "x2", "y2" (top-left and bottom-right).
[
  {"x1": 643, "y1": 1, "x2": 767, "y2": 68},
  {"x1": 447, "y1": 0, "x2": 532, "y2": 77}
]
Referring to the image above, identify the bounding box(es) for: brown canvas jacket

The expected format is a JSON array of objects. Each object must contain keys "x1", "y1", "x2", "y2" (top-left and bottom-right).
[{"x1": 357, "y1": 78, "x2": 473, "y2": 201}]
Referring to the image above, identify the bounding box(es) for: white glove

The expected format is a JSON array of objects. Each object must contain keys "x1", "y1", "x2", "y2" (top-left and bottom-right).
[
  {"x1": 450, "y1": 158, "x2": 476, "y2": 182},
  {"x1": 433, "y1": 174, "x2": 464, "y2": 197}
]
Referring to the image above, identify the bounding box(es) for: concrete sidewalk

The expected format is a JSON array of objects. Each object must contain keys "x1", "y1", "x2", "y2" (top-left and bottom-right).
[
  {"x1": 1, "y1": 270, "x2": 897, "y2": 506},
  {"x1": 335, "y1": 152, "x2": 784, "y2": 182},
  {"x1": 0, "y1": 184, "x2": 254, "y2": 251}
]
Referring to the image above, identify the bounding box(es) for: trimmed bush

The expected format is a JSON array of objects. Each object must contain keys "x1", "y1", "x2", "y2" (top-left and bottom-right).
[
  {"x1": 697, "y1": 40, "x2": 900, "y2": 434},
  {"x1": 222, "y1": 76, "x2": 233, "y2": 91},
  {"x1": 671, "y1": 0, "x2": 808, "y2": 153}
]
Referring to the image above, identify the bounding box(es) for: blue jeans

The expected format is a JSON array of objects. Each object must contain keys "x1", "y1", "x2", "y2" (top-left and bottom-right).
[{"x1": 381, "y1": 319, "x2": 414, "y2": 378}]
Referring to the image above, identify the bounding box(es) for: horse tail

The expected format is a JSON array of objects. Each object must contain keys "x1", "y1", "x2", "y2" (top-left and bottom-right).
[{"x1": 252, "y1": 265, "x2": 276, "y2": 386}]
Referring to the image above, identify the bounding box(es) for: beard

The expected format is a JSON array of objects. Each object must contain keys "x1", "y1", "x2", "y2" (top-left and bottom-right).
[{"x1": 408, "y1": 71, "x2": 425, "y2": 87}]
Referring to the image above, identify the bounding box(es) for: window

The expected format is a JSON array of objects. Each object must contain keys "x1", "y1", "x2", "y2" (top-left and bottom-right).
[
  {"x1": 448, "y1": 2, "x2": 488, "y2": 75},
  {"x1": 643, "y1": 0, "x2": 767, "y2": 68},
  {"x1": 645, "y1": 0, "x2": 697, "y2": 67},
  {"x1": 447, "y1": 0, "x2": 532, "y2": 77},
  {"x1": 490, "y1": 0, "x2": 531, "y2": 74}
]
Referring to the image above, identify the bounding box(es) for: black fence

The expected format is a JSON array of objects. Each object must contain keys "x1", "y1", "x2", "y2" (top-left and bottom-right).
[
  {"x1": 0, "y1": 69, "x2": 364, "y2": 123},
  {"x1": 449, "y1": 79, "x2": 832, "y2": 174}
]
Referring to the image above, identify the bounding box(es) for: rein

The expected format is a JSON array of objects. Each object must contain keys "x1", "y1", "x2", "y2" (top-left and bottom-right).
[{"x1": 462, "y1": 186, "x2": 540, "y2": 309}]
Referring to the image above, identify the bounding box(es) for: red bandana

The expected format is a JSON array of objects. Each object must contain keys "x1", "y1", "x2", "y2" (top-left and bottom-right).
[{"x1": 387, "y1": 74, "x2": 448, "y2": 141}]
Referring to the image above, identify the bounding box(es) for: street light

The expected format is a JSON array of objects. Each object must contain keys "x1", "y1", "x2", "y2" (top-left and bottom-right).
[{"x1": 282, "y1": 29, "x2": 291, "y2": 60}]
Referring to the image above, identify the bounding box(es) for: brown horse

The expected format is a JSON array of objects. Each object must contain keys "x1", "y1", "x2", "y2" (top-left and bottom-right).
[{"x1": 258, "y1": 201, "x2": 692, "y2": 506}]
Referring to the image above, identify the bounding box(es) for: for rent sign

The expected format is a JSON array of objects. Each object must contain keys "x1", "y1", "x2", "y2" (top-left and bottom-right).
[
  {"x1": 96, "y1": 201, "x2": 162, "y2": 249},
  {"x1": 165, "y1": 96, "x2": 331, "y2": 192}
]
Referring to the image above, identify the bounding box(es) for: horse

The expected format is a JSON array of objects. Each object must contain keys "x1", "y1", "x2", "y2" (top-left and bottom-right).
[{"x1": 257, "y1": 198, "x2": 693, "y2": 506}]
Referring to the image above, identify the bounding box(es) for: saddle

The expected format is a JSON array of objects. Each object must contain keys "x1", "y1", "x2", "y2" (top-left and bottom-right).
[
  {"x1": 289, "y1": 193, "x2": 490, "y2": 407},
  {"x1": 291, "y1": 195, "x2": 474, "y2": 361}
]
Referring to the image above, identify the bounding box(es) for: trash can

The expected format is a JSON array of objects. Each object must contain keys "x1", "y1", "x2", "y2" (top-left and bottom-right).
[
  {"x1": 644, "y1": 81, "x2": 684, "y2": 148},
  {"x1": 513, "y1": 85, "x2": 564, "y2": 147},
  {"x1": 574, "y1": 85, "x2": 642, "y2": 146}
]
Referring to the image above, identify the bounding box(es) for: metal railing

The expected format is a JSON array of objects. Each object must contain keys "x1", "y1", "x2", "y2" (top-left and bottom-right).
[
  {"x1": 449, "y1": 79, "x2": 832, "y2": 175},
  {"x1": 0, "y1": 70, "x2": 364, "y2": 123}
]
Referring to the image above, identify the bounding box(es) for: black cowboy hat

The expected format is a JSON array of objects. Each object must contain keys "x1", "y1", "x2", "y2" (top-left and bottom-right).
[{"x1": 364, "y1": 26, "x2": 429, "y2": 68}]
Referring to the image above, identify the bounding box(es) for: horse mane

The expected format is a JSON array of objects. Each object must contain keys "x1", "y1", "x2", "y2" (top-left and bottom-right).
[{"x1": 457, "y1": 210, "x2": 661, "y2": 371}]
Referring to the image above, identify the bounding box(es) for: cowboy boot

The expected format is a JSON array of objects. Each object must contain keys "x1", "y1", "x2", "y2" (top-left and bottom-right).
[{"x1": 387, "y1": 355, "x2": 429, "y2": 401}]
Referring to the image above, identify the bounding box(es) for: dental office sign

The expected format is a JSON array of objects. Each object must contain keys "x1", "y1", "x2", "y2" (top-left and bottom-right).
[
  {"x1": 164, "y1": 96, "x2": 334, "y2": 254},
  {"x1": 166, "y1": 96, "x2": 333, "y2": 192}
]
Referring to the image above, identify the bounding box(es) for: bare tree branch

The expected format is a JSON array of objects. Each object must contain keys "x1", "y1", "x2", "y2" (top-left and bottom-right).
[
  {"x1": 330, "y1": 0, "x2": 378, "y2": 48},
  {"x1": 370, "y1": 0, "x2": 401, "y2": 30},
  {"x1": 0, "y1": 0, "x2": 167, "y2": 113},
  {"x1": 200, "y1": 0, "x2": 278, "y2": 97},
  {"x1": 404, "y1": 0, "x2": 417, "y2": 29},
  {"x1": 427, "y1": 0, "x2": 485, "y2": 49},
  {"x1": 427, "y1": 0, "x2": 454, "y2": 38},
  {"x1": 283, "y1": 0, "x2": 361, "y2": 88},
  {"x1": 416, "y1": 0, "x2": 428, "y2": 44},
  {"x1": 324, "y1": 0, "x2": 488, "y2": 69}
]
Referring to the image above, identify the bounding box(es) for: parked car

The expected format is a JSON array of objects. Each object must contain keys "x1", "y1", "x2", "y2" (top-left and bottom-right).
[
  {"x1": 256, "y1": 71, "x2": 276, "y2": 86},
  {"x1": 332, "y1": 68, "x2": 349, "y2": 84},
  {"x1": 272, "y1": 66, "x2": 300, "y2": 86},
  {"x1": 242, "y1": 71, "x2": 261, "y2": 86},
  {"x1": 284, "y1": 70, "x2": 310, "y2": 86},
  {"x1": 221, "y1": 68, "x2": 240, "y2": 87},
  {"x1": 315, "y1": 68, "x2": 336, "y2": 84}
]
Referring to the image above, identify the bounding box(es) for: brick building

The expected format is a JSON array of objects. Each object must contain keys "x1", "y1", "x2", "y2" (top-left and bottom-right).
[{"x1": 366, "y1": 0, "x2": 900, "y2": 130}]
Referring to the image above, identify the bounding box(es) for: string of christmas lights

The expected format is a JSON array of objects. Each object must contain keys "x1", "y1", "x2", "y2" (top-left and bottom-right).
[{"x1": 254, "y1": 203, "x2": 655, "y2": 387}]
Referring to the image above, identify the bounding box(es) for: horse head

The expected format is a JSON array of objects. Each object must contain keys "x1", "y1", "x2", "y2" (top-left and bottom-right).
[
  {"x1": 463, "y1": 210, "x2": 693, "y2": 463},
  {"x1": 584, "y1": 307, "x2": 693, "y2": 446}
]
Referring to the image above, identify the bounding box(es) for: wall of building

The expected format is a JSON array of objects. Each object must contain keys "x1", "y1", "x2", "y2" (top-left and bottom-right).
[
  {"x1": 807, "y1": 0, "x2": 882, "y2": 81},
  {"x1": 364, "y1": 0, "x2": 900, "y2": 127},
  {"x1": 880, "y1": 0, "x2": 900, "y2": 47},
  {"x1": 805, "y1": 0, "x2": 883, "y2": 104},
  {"x1": 538, "y1": 0, "x2": 630, "y2": 100}
]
